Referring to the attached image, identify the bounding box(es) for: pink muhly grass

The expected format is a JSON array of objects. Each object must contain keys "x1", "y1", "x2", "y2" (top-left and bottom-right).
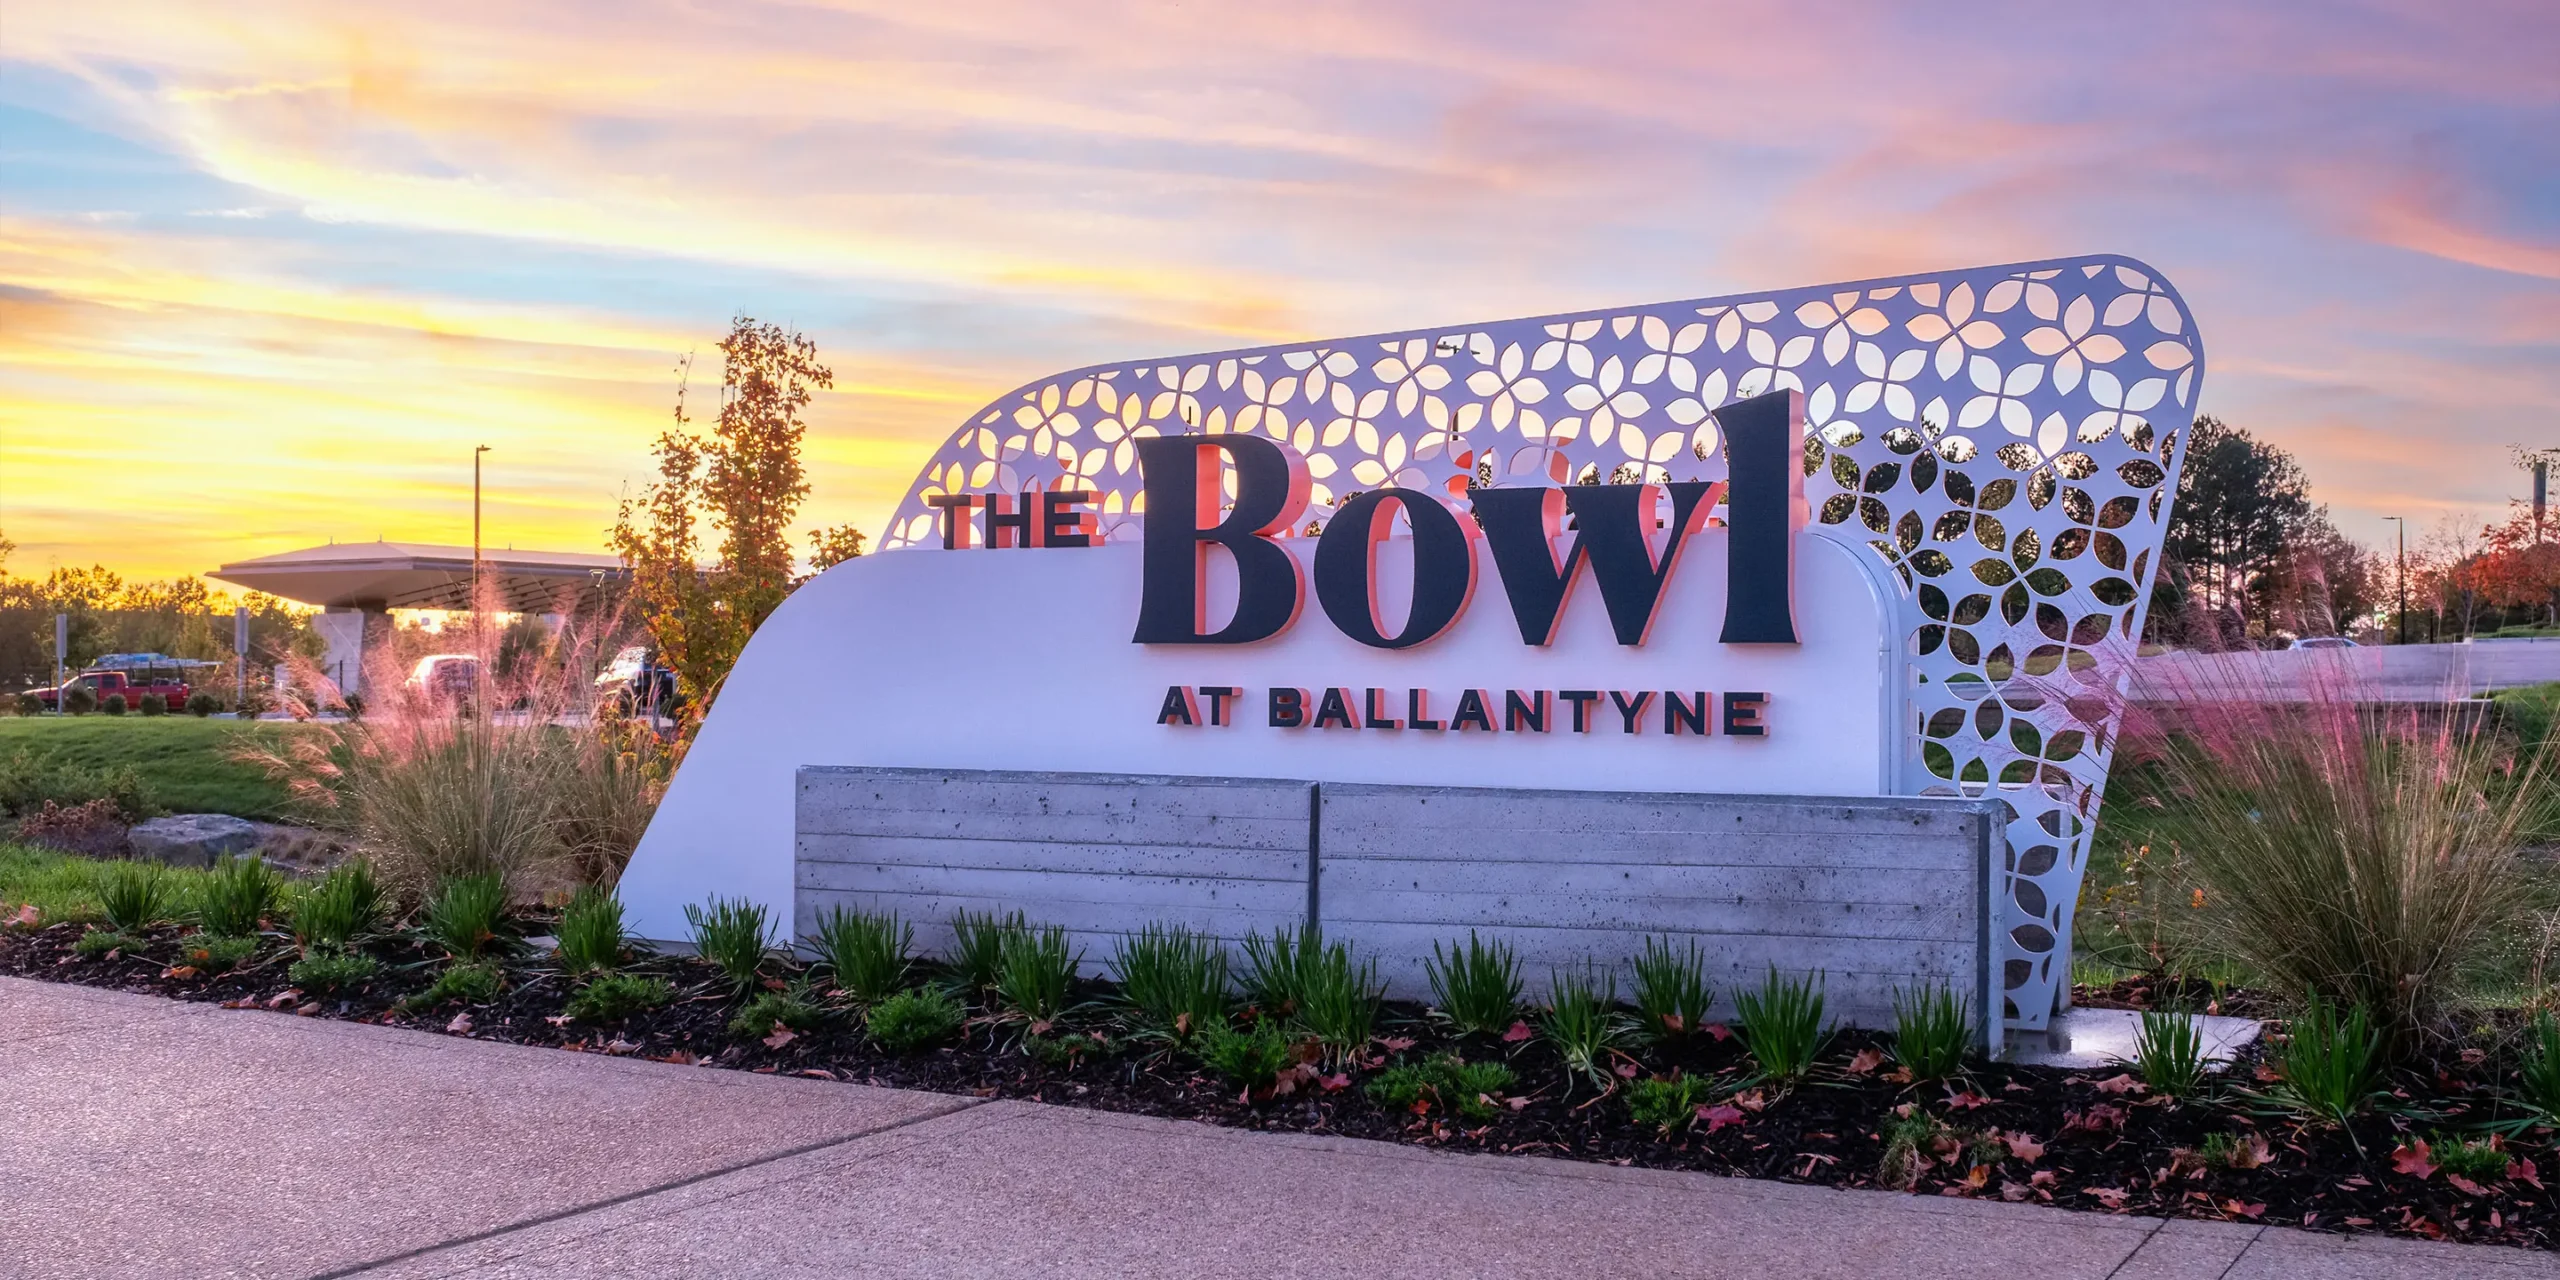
[{"x1": 2118, "y1": 648, "x2": 2551, "y2": 1050}]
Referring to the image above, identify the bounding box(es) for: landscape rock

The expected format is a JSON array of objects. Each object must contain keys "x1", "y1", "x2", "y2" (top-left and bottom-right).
[{"x1": 127, "y1": 813, "x2": 264, "y2": 868}]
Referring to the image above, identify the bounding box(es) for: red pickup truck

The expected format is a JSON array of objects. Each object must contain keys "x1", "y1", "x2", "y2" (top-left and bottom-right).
[{"x1": 30, "y1": 669, "x2": 192, "y2": 710}]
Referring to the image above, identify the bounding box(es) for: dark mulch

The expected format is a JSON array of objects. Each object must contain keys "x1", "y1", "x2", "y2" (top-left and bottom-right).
[{"x1": 5, "y1": 921, "x2": 2551, "y2": 1252}]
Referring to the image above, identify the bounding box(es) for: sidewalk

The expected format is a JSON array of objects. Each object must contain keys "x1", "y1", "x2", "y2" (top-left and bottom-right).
[{"x1": 2, "y1": 976, "x2": 2549, "y2": 1279}]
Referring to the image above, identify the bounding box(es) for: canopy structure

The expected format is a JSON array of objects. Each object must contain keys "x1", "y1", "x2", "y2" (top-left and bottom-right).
[
  {"x1": 210, "y1": 541, "x2": 627, "y2": 697},
  {"x1": 210, "y1": 541, "x2": 625, "y2": 613}
]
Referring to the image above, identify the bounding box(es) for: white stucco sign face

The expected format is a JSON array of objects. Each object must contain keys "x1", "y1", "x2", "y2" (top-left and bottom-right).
[{"x1": 616, "y1": 256, "x2": 2203, "y2": 1028}]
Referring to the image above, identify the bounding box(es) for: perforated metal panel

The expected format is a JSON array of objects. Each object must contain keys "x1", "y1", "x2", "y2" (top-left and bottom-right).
[{"x1": 878, "y1": 255, "x2": 2203, "y2": 1028}]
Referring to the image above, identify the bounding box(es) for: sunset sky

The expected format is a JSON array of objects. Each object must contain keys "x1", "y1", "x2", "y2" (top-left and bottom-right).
[{"x1": 2, "y1": 2, "x2": 2555, "y2": 583}]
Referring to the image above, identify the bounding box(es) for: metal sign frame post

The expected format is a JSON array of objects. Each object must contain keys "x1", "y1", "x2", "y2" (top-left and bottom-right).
[
  {"x1": 52, "y1": 613, "x2": 66, "y2": 715},
  {"x1": 234, "y1": 605, "x2": 249, "y2": 717}
]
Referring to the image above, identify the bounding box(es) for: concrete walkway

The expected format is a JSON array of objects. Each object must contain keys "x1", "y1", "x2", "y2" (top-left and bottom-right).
[{"x1": 1, "y1": 977, "x2": 2549, "y2": 1279}]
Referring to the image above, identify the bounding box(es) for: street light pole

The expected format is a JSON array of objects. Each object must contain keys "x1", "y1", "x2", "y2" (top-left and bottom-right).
[
  {"x1": 2383, "y1": 516, "x2": 2407, "y2": 646},
  {"x1": 473, "y1": 445, "x2": 490, "y2": 713}
]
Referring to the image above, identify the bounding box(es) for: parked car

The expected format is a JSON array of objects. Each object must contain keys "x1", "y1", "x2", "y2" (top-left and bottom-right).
[
  {"x1": 594, "y1": 645, "x2": 680, "y2": 717},
  {"x1": 29, "y1": 668, "x2": 191, "y2": 711},
  {"x1": 406, "y1": 654, "x2": 481, "y2": 705},
  {"x1": 2285, "y1": 636, "x2": 2359, "y2": 650}
]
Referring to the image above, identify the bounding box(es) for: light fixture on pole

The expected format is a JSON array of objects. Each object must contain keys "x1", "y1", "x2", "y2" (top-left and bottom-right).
[{"x1": 2382, "y1": 516, "x2": 2407, "y2": 646}]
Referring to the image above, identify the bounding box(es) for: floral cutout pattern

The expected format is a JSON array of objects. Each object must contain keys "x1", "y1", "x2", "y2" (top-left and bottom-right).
[{"x1": 882, "y1": 255, "x2": 2205, "y2": 1031}]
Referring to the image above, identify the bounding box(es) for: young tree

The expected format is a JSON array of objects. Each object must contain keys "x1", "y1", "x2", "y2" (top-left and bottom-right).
[
  {"x1": 2157, "y1": 417, "x2": 2316, "y2": 644},
  {"x1": 804, "y1": 525, "x2": 867, "y2": 578},
  {"x1": 611, "y1": 317, "x2": 837, "y2": 723}
]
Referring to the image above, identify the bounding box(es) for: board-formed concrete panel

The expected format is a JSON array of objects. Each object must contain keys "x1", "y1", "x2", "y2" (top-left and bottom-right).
[
  {"x1": 1317, "y1": 782, "x2": 2003, "y2": 1048},
  {"x1": 795, "y1": 767, "x2": 1315, "y2": 966}
]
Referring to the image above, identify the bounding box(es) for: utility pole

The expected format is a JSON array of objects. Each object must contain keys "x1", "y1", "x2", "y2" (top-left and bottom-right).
[{"x1": 2383, "y1": 516, "x2": 2407, "y2": 646}]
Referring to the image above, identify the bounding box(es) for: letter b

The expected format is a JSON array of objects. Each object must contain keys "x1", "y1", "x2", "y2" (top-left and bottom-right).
[{"x1": 1132, "y1": 435, "x2": 1310, "y2": 644}]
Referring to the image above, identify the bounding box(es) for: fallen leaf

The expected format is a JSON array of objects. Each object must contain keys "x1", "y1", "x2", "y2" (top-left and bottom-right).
[
  {"x1": 1379, "y1": 1036, "x2": 1416, "y2": 1053},
  {"x1": 2343, "y1": 1216, "x2": 2373, "y2": 1226},
  {"x1": 604, "y1": 1038, "x2": 642, "y2": 1055},
  {"x1": 1613, "y1": 1062, "x2": 1640, "y2": 1079},
  {"x1": 294, "y1": 1002, "x2": 321, "y2": 1016},
  {"x1": 2446, "y1": 1174, "x2": 2488, "y2": 1198},
  {"x1": 2004, "y1": 1132, "x2": 2046, "y2": 1163},
  {"x1": 2083, "y1": 1187, "x2": 2129, "y2": 1210},
  {"x1": 2509, "y1": 1158, "x2": 2542, "y2": 1190},
  {"x1": 1502, "y1": 1021, "x2": 1534, "y2": 1043},
  {"x1": 2389, "y1": 1139, "x2": 2435, "y2": 1180},
  {"x1": 1506, "y1": 1096, "x2": 1530, "y2": 1111},
  {"x1": 797, "y1": 1068, "x2": 838, "y2": 1080},
  {"x1": 1944, "y1": 1090, "x2": 1992, "y2": 1111},
  {"x1": 1703, "y1": 1022, "x2": 1734, "y2": 1042},
  {"x1": 446, "y1": 1012, "x2": 474, "y2": 1034},
  {"x1": 2030, "y1": 1170, "x2": 2058, "y2": 1188},
  {"x1": 2228, "y1": 1134, "x2": 2272, "y2": 1170},
  {"x1": 6, "y1": 905, "x2": 38, "y2": 929},
  {"x1": 265, "y1": 989, "x2": 301, "y2": 1009},
  {"x1": 1732, "y1": 1089, "x2": 1768, "y2": 1112},
  {"x1": 1317, "y1": 1072, "x2": 1351, "y2": 1092},
  {"x1": 162, "y1": 965, "x2": 198, "y2": 980},
  {"x1": 1846, "y1": 1048, "x2": 1885, "y2": 1075},
  {"x1": 2000, "y1": 1180, "x2": 2033, "y2": 1202},
  {"x1": 2223, "y1": 1200, "x2": 2266, "y2": 1220},
  {"x1": 1697, "y1": 1103, "x2": 1746, "y2": 1133},
  {"x1": 2091, "y1": 1074, "x2": 2146, "y2": 1095},
  {"x1": 760, "y1": 976, "x2": 787, "y2": 992},
  {"x1": 1960, "y1": 1165, "x2": 1989, "y2": 1190}
]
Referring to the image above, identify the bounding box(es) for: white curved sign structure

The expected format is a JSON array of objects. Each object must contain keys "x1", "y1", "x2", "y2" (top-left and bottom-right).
[{"x1": 617, "y1": 255, "x2": 2202, "y2": 1029}]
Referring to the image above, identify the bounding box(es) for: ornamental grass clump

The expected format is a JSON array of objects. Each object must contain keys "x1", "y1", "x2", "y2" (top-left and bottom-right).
[
  {"x1": 1890, "y1": 982, "x2": 1972, "y2": 1083},
  {"x1": 553, "y1": 886, "x2": 629, "y2": 974},
  {"x1": 1241, "y1": 922, "x2": 1325, "y2": 1017},
  {"x1": 1733, "y1": 967, "x2": 1828, "y2": 1084},
  {"x1": 1541, "y1": 967, "x2": 1629, "y2": 1092},
  {"x1": 1295, "y1": 937, "x2": 1383, "y2": 1066},
  {"x1": 405, "y1": 961, "x2": 501, "y2": 1009},
  {"x1": 289, "y1": 948, "x2": 380, "y2": 994},
  {"x1": 2122, "y1": 653, "x2": 2551, "y2": 1050},
  {"x1": 730, "y1": 982, "x2": 827, "y2": 1040},
  {"x1": 1112, "y1": 923, "x2": 1229, "y2": 1038},
  {"x1": 1624, "y1": 1074, "x2": 1714, "y2": 1131},
  {"x1": 74, "y1": 929, "x2": 142, "y2": 958},
  {"x1": 290, "y1": 860, "x2": 384, "y2": 951},
  {"x1": 1426, "y1": 931, "x2": 1522, "y2": 1037},
  {"x1": 2269, "y1": 998, "x2": 2384, "y2": 1127},
  {"x1": 1367, "y1": 1056, "x2": 1516, "y2": 1121},
  {"x1": 2520, "y1": 1011, "x2": 2560, "y2": 1124},
  {"x1": 423, "y1": 873, "x2": 510, "y2": 961},
  {"x1": 2130, "y1": 1008, "x2": 2208, "y2": 1099},
  {"x1": 686, "y1": 896, "x2": 773, "y2": 990},
  {"x1": 949, "y1": 908, "x2": 1025, "y2": 994},
  {"x1": 813, "y1": 906, "x2": 913, "y2": 1007},
  {"x1": 99, "y1": 861, "x2": 174, "y2": 934},
  {"x1": 197, "y1": 855, "x2": 282, "y2": 937},
  {"x1": 994, "y1": 923, "x2": 1079, "y2": 1025},
  {"x1": 1632, "y1": 935, "x2": 1713, "y2": 1041}
]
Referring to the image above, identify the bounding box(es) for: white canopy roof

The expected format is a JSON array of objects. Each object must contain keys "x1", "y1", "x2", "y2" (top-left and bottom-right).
[{"x1": 210, "y1": 541, "x2": 625, "y2": 612}]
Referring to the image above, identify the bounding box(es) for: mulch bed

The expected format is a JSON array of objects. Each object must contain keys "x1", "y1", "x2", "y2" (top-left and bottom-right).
[{"x1": 5, "y1": 920, "x2": 2551, "y2": 1253}]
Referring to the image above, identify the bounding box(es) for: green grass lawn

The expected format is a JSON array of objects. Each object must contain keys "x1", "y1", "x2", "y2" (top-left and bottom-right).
[{"x1": 0, "y1": 716, "x2": 315, "y2": 820}]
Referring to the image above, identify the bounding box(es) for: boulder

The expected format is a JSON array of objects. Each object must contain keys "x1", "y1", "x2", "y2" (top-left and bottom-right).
[{"x1": 127, "y1": 813, "x2": 264, "y2": 868}]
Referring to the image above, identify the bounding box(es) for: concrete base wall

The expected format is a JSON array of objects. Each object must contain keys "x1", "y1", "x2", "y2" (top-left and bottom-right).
[{"x1": 795, "y1": 766, "x2": 2001, "y2": 1048}]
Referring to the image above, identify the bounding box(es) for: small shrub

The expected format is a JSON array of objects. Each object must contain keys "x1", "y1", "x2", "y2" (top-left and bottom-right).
[
  {"x1": 1193, "y1": 1020, "x2": 1294, "y2": 1093},
  {"x1": 101, "y1": 693, "x2": 126, "y2": 716},
  {"x1": 75, "y1": 928, "x2": 144, "y2": 958},
  {"x1": 1632, "y1": 935, "x2": 1713, "y2": 1040},
  {"x1": 173, "y1": 932, "x2": 258, "y2": 973},
  {"x1": 1112, "y1": 922, "x2": 1230, "y2": 1037},
  {"x1": 686, "y1": 896, "x2": 772, "y2": 988},
  {"x1": 197, "y1": 855, "x2": 283, "y2": 937},
  {"x1": 12, "y1": 693, "x2": 38, "y2": 716},
  {"x1": 2269, "y1": 999, "x2": 2383, "y2": 1126},
  {"x1": 289, "y1": 947, "x2": 381, "y2": 993},
  {"x1": 342, "y1": 693, "x2": 366, "y2": 719},
  {"x1": 423, "y1": 873, "x2": 510, "y2": 961},
  {"x1": 15, "y1": 798, "x2": 130, "y2": 856},
  {"x1": 1625, "y1": 1074, "x2": 1714, "y2": 1130},
  {"x1": 138, "y1": 693, "x2": 167, "y2": 716},
  {"x1": 186, "y1": 692, "x2": 218, "y2": 717},
  {"x1": 1024, "y1": 1029, "x2": 1110, "y2": 1066},
  {"x1": 2520, "y1": 1011, "x2": 2560, "y2": 1123},
  {"x1": 64, "y1": 686, "x2": 95, "y2": 715},
  {"x1": 0, "y1": 749, "x2": 150, "y2": 819},
  {"x1": 729, "y1": 983, "x2": 827, "y2": 1039},
  {"x1": 1297, "y1": 938, "x2": 1383, "y2": 1066},
  {"x1": 813, "y1": 906, "x2": 913, "y2": 1006},
  {"x1": 406, "y1": 961, "x2": 501, "y2": 1009},
  {"x1": 1878, "y1": 1111, "x2": 1951, "y2": 1191},
  {"x1": 553, "y1": 886, "x2": 629, "y2": 974},
  {"x1": 1541, "y1": 967, "x2": 1628, "y2": 1091},
  {"x1": 1733, "y1": 967, "x2": 1829, "y2": 1084},
  {"x1": 1241, "y1": 922, "x2": 1324, "y2": 1016},
  {"x1": 1368, "y1": 1055, "x2": 1517, "y2": 1121},
  {"x1": 1891, "y1": 983, "x2": 1973, "y2": 1082},
  {"x1": 949, "y1": 908, "x2": 1026, "y2": 994},
  {"x1": 1426, "y1": 930, "x2": 1522, "y2": 1037},
  {"x1": 565, "y1": 972, "x2": 674, "y2": 1023},
  {"x1": 994, "y1": 923, "x2": 1079, "y2": 1025},
  {"x1": 869, "y1": 987, "x2": 966, "y2": 1052},
  {"x1": 2131, "y1": 1008, "x2": 2207, "y2": 1098},
  {"x1": 99, "y1": 861, "x2": 175, "y2": 933},
  {"x1": 2433, "y1": 1134, "x2": 2509, "y2": 1180},
  {"x1": 290, "y1": 860, "x2": 384, "y2": 950}
]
